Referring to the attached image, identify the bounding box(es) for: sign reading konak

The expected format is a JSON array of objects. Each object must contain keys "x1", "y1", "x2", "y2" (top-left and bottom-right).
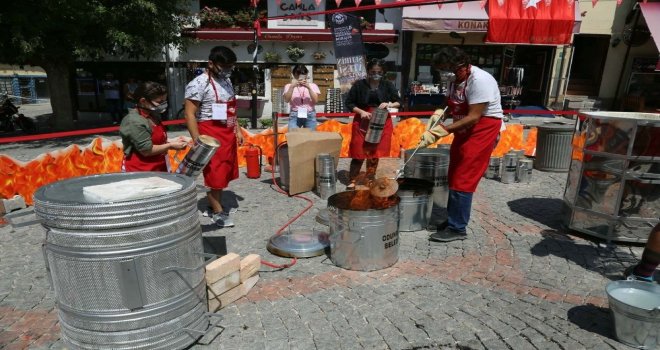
[{"x1": 268, "y1": 0, "x2": 326, "y2": 29}]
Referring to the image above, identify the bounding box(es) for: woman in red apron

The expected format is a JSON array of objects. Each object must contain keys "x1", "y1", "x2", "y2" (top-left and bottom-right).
[
  {"x1": 345, "y1": 59, "x2": 401, "y2": 189},
  {"x1": 120, "y1": 81, "x2": 188, "y2": 172},
  {"x1": 419, "y1": 46, "x2": 504, "y2": 242},
  {"x1": 183, "y1": 46, "x2": 244, "y2": 228}
]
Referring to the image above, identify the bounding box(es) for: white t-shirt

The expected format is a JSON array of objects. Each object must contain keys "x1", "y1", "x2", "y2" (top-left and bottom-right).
[
  {"x1": 184, "y1": 73, "x2": 235, "y2": 122},
  {"x1": 466, "y1": 66, "x2": 504, "y2": 118}
]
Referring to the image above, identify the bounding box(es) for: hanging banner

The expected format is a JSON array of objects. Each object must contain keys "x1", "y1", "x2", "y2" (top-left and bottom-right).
[
  {"x1": 330, "y1": 13, "x2": 367, "y2": 94},
  {"x1": 486, "y1": 0, "x2": 575, "y2": 44}
]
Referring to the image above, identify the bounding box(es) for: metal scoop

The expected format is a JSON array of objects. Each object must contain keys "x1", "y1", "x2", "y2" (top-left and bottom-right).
[{"x1": 394, "y1": 106, "x2": 448, "y2": 179}]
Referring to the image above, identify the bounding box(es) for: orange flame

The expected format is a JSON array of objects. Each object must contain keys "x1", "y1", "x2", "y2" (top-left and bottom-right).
[{"x1": 1, "y1": 118, "x2": 537, "y2": 203}]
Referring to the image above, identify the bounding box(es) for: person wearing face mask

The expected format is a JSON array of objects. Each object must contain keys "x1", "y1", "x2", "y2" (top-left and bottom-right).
[
  {"x1": 418, "y1": 46, "x2": 504, "y2": 242},
  {"x1": 184, "y1": 46, "x2": 244, "y2": 228},
  {"x1": 283, "y1": 64, "x2": 320, "y2": 131},
  {"x1": 345, "y1": 58, "x2": 401, "y2": 189},
  {"x1": 119, "y1": 81, "x2": 188, "y2": 172}
]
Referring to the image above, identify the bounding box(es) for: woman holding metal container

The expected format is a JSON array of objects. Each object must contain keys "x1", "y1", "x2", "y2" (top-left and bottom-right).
[
  {"x1": 119, "y1": 81, "x2": 188, "y2": 172},
  {"x1": 345, "y1": 58, "x2": 401, "y2": 190},
  {"x1": 418, "y1": 46, "x2": 504, "y2": 242}
]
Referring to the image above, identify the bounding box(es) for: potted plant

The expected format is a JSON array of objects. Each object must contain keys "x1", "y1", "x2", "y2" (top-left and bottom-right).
[
  {"x1": 286, "y1": 45, "x2": 305, "y2": 62},
  {"x1": 264, "y1": 51, "x2": 281, "y2": 63},
  {"x1": 199, "y1": 7, "x2": 234, "y2": 28},
  {"x1": 233, "y1": 8, "x2": 254, "y2": 28},
  {"x1": 312, "y1": 51, "x2": 326, "y2": 60},
  {"x1": 360, "y1": 17, "x2": 374, "y2": 30}
]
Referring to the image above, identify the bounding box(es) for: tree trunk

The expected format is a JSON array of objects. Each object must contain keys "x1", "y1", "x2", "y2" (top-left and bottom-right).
[{"x1": 42, "y1": 61, "x2": 75, "y2": 130}]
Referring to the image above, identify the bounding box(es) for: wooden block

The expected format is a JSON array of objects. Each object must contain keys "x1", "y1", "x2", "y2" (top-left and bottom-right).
[
  {"x1": 207, "y1": 270, "x2": 240, "y2": 299},
  {"x1": 239, "y1": 254, "x2": 261, "y2": 282},
  {"x1": 205, "y1": 253, "x2": 240, "y2": 284},
  {"x1": 208, "y1": 274, "x2": 260, "y2": 312}
]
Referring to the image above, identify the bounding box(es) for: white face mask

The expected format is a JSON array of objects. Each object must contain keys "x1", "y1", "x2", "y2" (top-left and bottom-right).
[{"x1": 370, "y1": 73, "x2": 383, "y2": 81}]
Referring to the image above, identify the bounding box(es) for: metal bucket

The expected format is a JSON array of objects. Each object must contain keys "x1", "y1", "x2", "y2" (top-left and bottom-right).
[
  {"x1": 315, "y1": 153, "x2": 336, "y2": 200},
  {"x1": 517, "y1": 159, "x2": 533, "y2": 183},
  {"x1": 277, "y1": 143, "x2": 289, "y2": 191},
  {"x1": 403, "y1": 148, "x2": 449, "y2": 208},
  {"x1": 486, "y1": 157, "x2": 501, "y2": 179},
  {"x1": 397, "y1": 178, "x2": 433, "y2": 232},
  {"x1": 327, "y1": 191, "x2": 400, "y2": 271},
  {"x1": 34, "y1": 172, "x2": 209, "y2": 350},
  {"x1": 606, "y1": 280, "x2": 660, "y2": 349},
  {"x1": 364, "y1": 108, "x2": 389, "y2": 144},
  {"x1": 176, "y1": 135, "x2": 220, "y2": 177},
  {"x1": 501, "y1": 152, "x2": 518, "y2": 184}
]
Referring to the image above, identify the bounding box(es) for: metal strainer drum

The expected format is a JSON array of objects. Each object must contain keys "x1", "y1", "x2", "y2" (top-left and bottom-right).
[{"x1": 34, "y1": 172, "x2": 210, "y2": 350}]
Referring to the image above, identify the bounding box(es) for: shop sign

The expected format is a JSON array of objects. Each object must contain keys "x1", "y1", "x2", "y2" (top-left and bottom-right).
[
  {"x1": 442, "y1": 20, "x2": 488, "y2": 32},
  {"x1": 268, "y1": 0, "x2": 325, "y2": 28}
]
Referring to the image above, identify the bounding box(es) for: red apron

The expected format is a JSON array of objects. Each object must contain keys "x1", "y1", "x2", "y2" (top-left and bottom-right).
[
  {"x1": 123, "y1": 118, "x2": 169, "y2": 172},
  {"x1": 349, "y1": 107, "x2": 393, "y2": 159},
  {"x1": 447, "y1": 74, "x2": 502, "y2": 193},
  {"x1": 200, "y1": 78, "x2": 239, "y2": 189}
]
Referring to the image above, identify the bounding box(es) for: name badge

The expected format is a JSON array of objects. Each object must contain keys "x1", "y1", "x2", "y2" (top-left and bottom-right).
[
  {"x1": 211, "y1": 103, "x2": 227, "y2": 121},
  {"x1": 297, "y1": 106, "x2": 308, "y2": 119}
]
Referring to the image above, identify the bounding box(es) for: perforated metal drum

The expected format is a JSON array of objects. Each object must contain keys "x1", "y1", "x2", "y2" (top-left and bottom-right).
[{"x1": 34, "y1": 172, "x2": 209, "y2": 350}]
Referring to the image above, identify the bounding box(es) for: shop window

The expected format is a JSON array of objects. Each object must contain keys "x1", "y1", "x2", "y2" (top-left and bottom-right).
[
  {"x1": 414, "y1": 44, "x2": 505, "y2": 84},
  {"x1": 325, "y1": 0, "x2": 376, "y2": 28}
]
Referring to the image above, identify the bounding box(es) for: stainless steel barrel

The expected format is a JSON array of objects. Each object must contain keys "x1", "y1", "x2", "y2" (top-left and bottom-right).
[
  {"x1": 277, "y1": 143, "x2": 289, "y2": 191},
  {"x1": 315, "y1": 153, "x2": 336, "y2": 200},
  {"x1": 517, "y1": 159, "x2": 533, "y2": 183},
  {"x1": 501, "y1": 152, "x2": 518, "y2": 184},
  {"x1": 486, "y1": 157, "x2": 501, "y2": 179},
  {"x1": 327, "y1": 191, "x2": 400, "y2": 271},
  {"x1": 397, "y1": 178, "x2": 433, "y2": 232},
  {"x1": 535, "y1": 123, "x2": 574, "y2": 172},
  {"x1": 176, "y1": 135, "x2": 220, "y2": 177},
  {"x1": 563, "y1": 112, "x2": 660, "y2": 243},
  {"x1": 364, "y1": 108, "x2": 389, "y2": 144},
  {"x1": 34, "y1": 172, "x2": 208, "y2": 350},
  {"x1": 404, "y1": 148, "x2": 449, "y2": 208}
]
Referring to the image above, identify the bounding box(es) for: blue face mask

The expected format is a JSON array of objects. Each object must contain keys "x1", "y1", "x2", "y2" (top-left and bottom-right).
[
  {"x1": 370, "y1": 74, "x2": 383, "y2": 81},
  {"x1": 214, "y1": 65, "x2": 233, "y2": 79}
]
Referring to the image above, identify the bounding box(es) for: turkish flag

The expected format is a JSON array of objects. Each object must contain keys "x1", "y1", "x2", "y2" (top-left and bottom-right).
[{"x1": 486, "y1": 0, "x2": 575, "y2": 44}]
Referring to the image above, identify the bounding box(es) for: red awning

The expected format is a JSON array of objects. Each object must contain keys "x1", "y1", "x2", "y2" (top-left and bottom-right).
[
  {"x1": 640, "y1": 2, "x2": 660, "y2": 51},
  {"x1": 486, "y1": 0, "x2": 575, "y2": 45},
  {"x1": 188, "y1": 28, "x2": 397, "y2": 43}
]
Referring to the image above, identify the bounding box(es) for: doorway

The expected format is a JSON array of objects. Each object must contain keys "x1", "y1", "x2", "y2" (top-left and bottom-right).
[
  {"x1": 567, "y1": 34, "x2": 610, "y2": 97},
  {"x1": 513, "y1": 45, "x2": 555, "y2": 106}
]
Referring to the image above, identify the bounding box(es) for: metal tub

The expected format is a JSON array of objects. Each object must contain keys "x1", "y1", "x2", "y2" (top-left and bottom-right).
[
  {"x1": 397, "y1": 178, "x2": 434, "y2": 232},
  {"x1": 606, "y1": 280, "x2": 660, "y2": 349},
  {"x1": 34, "y1": 172, "x2": 209, "y2": 350},
  {"x1": 327, "y1": 191, "x2": 400, "y2": 271},
  {"x1": 403, "y1": 148, "x2": 449, "y2": 208},
  {"x1": 563, "y1": 112, "x2": 660, "y2": 243}
]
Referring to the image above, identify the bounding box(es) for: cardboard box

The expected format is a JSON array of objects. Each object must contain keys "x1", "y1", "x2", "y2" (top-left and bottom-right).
[{"x1": 282, "y1": 130, "x2": 342, "y2": 195}]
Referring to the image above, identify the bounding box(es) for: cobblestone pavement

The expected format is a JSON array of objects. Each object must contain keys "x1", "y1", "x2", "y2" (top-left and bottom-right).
[{"x1": 0, "y1": 138, "x2": 647, "y2": 349}]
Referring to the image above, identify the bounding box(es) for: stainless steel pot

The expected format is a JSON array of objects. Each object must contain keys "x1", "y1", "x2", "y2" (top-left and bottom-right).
[
  {"x1": 403, "y1": 148, "x2": 449, "y2": 208},
  {"x1": 176, "y1": 135, "x2": 220, "y2": 177},
  {"x1": 397, "y1": 178, "x2": 433, "y2": 232},
  {"x1": 327, "y1": 191, "x2": 400, "y2": 271},
  {"x1": 501, "y1": 152, "x2": 518, "y2": 184},
  {"x1": 486, "y1": 156, "x2": 501, "y2": 179},
  {"x1": 364, "y1": 108, "x2": 389, "y2": 144},
  {"x1": 315, "y1": 153, "x2": 336, "y2": 200}
]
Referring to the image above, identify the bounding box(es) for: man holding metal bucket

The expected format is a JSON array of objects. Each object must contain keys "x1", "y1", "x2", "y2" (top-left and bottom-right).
[
  {"x1": 184, "y1": 46, "x2": 244, "y2": 228},
  {"x1": 418, "y1": 46, "x2": 504, "y2": 242}
]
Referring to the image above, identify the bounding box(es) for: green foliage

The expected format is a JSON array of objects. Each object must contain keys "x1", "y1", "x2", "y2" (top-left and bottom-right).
[
  {"x1": 286, "y1": 45, "x2": 305, "y2": 62},
  {"x1": 234, "y1": 8, "x2": 255, "y2": 28},
  {"x1": 259, "y1": 118, "x2": 273, "y2": 129},
  {"x1": 264, "y1": 51, "x2": 281, "y2": 63},
  {"x1": 199, "y1": 6, "x2": 234, "y2": 28},
  {"x1": 0, "y1": 1, "x2": 195, "y2": 65},
  {"x1": 238, "y1": 118, "x2": 249, "y2": 128}
]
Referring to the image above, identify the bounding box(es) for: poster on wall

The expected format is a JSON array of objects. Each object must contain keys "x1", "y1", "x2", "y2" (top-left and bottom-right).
[{"x1": 330, "y1": 13, "x2": 366, "y2": 96}]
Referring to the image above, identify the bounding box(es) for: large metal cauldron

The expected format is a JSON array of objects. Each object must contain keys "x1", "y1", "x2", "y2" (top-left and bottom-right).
[
  {"x1": 563, "y1": 111, "x2": 660, "y2": 243},
  {"x1": 397, "y1": 178, "x2": 434, "y2": 232},
  {"x1": 404, "y1": 148, "x2": 450, "y2": 208},
  {"x1": 34, "y1": 172, "x2": 208, "y2": 350},
  {"x1": 327, "y1": 191, "x2": 400, "y2": 271}
]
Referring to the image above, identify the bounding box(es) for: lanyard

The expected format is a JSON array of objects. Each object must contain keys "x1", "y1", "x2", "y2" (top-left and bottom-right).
[
  {"x1": 208, "y1": 73, "x2": 234, "y2": 103},
  {"x1": 295, "y1": 86, "x2": 307, "y2": 104}
]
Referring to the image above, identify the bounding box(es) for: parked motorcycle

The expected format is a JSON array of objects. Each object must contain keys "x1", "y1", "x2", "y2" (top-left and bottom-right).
[{"x1": 0, "y1": 94, "x2": 37, "y2": 133}]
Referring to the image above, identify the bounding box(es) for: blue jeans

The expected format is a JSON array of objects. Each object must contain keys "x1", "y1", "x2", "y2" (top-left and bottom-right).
[
  {"x1": 288, "y1": 109, "x2": 317, "y2": 131},
  {"x1": 446, "y1": 189, "x2": 473, "y2": 234}
]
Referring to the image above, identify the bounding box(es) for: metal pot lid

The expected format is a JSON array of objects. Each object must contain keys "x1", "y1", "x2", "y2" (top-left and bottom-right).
[
  {"x1": 370, "y1": 178, "x2": 399, "y2": 198},
  {"x1": 266, "y1": 229, "x2": 329, "y2": 258}
]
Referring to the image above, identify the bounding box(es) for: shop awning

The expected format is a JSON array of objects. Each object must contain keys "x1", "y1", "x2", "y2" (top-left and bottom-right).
[
  {"x1": 187, "y1": 28, "x2": 397, "y2": 43},
  {"x1": 639, "y1": 2, "x2": 660, "y2": 51},
  {"x1": 402, "y1": 1, "x2": 581, "y2": 36}
]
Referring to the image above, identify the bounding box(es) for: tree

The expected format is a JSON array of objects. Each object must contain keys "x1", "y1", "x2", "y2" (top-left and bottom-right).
[{"x1": 0, "y1": 0, "x2": 194, "y2": 130}]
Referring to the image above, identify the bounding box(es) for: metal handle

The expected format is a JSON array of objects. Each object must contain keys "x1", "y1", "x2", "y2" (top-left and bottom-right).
[
  {"x1": 183, "y1": 312, "x2": 224, "y2": 339},
  {"x1": 4, "y1": 208, "x2": 43, "y2": 228}
]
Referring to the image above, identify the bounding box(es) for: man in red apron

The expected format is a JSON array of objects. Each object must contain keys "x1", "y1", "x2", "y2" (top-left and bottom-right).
[
  {"x1": 419, "y1": 46, "x2": 504, "y2": 242},
  {"x1": 184, "y1": 46, "x2": 244, "y2": 228}
]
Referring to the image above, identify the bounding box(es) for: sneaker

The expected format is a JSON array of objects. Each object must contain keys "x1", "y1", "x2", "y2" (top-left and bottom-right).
[
  {"x1": 429, "y1": 229, "x2": 467, "y2": 242},
  {"x1": 426, "y1": 220, "x2": 448, "y2": 232},
  {"x1": 623, "y1": 265, "x2": 655, "y2": 283},
  {"x1": 212, "y1": 212, "x2": 234, "y2": 228}
]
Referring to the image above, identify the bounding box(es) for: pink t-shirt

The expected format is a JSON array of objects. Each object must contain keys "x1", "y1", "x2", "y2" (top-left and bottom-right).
[{"x1": 283, "y1": 83, "x2": 320, "y2": 112}]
